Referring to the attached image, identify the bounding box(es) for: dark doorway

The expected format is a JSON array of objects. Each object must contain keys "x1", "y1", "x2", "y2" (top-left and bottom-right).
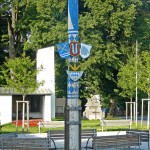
[{"x1": 12, "y1": 95, "x2": 43, "y2": 120}]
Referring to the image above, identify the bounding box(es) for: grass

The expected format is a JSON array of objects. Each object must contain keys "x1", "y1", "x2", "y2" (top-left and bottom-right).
[{"x1": 0, "y1": 118, "x2": 149, "y2": 134}]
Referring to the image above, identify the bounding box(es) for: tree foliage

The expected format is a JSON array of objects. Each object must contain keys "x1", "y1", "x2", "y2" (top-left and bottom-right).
[
  {"x1": 0, "y1": 53, "x2": 42, "y2": 96},
  {"x1": 0, "y1": 0, "x2": 37, "y2": 59},
  {"x1": 0, "y1": 53, "x2": 43, "y2": 131},
  {"x1": 0, "y1": 0, "x2": 150, "y2": 108},
  {"x1": 138, "y1": 51, "x2": 150, "y2": 97},
  {"x1": 117, "y1": 56, "x2": 137, "y2": 98},
  {"x1": 79, "y1": 0, "x2": 141, "y2": 100},
  {"x1": 24, "y1": 0, "x2": 67, "y2": 51}
]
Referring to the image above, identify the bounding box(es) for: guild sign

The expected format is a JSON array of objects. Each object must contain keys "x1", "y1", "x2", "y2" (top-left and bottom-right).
[{"x1": 70, "y1": 42, "x2": 80, "y2": 56}]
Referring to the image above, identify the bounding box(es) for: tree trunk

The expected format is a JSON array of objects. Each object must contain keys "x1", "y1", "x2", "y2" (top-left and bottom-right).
[
  {"x1": 7, "y1": 2, "x2": 19, "y2": 59},
  {"x1": 7, "y1": 16, "x2": 16, "y2": 59}
]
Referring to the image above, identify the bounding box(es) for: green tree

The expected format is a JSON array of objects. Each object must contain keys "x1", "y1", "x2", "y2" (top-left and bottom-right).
[
  {"x1": 1, "y1": 0, "x2": 150, "y2": 106},
  {"x1": 132, "y1": 0, "x2": 150, "y2": 50},
  {"x1": 117, "y1": 56, "x2": 137, "y2": 102},
  {"x1": 0, "y1": 0, "x2": 67, "y2": 98},
  {"x1": 0, "y1": 54, "x2": 43, "y2": 132},
  {"x1": 21, "y1": 0, "x2": 68, "y2": 98},
  {"x1": 79, "y1": 0, "x2": 141, "y2": 101},
  {"x1": 24, "y1": 0, "x2": 67, "y2": 51},
  {"x1": 138, "y1": 51, "x2": 150, "y2": 98},
  {"x1": 55, "y1": 56, "x2": 67, "y2": 98},
  {"x1": 0, "y1": 0, "x2": 37, "y2": 59}
]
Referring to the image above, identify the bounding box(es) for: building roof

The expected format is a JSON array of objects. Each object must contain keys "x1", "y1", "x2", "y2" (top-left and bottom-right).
[{"x1": 0, "y1": 87, "x2": 52, "y2": 95}]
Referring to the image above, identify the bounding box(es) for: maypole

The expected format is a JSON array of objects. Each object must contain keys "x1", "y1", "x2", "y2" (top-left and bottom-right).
[{"x1": 56, "y1": 0, "x2": 92, "y2": 149}]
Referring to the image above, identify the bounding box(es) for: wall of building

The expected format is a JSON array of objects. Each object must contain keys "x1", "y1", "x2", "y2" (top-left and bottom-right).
[
  {"x1": 55, "y1": 98, "x2": 82, "y2": 117},
  {"x1": 36, "y1": 46, "x2": 55, "y2": 119},
  {"x1": 0, "y1": 96, "x2": 12, "y2": 124},
  {"x1": 43, "y1": 95, "x2": 52, "y2": 121},
  {"x1": 55, "y1": 98, "x2": 66, "y2": 116}
]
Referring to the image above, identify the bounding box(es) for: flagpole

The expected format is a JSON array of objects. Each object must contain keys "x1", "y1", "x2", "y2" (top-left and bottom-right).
[{"x1": 135, "y1": 40, "x2": 138, "y2": 126}]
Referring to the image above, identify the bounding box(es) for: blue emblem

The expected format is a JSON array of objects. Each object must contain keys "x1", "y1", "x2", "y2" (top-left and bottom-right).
[
  {"x1": 66, "y1": 71, "x2": 83, "y2": 81},
  {"x1": 70, "y1": 42, "x2": 80, "y2": 56},
  {"x1": 56, "y1": 42, "x2": 69, "y2": 59},
  {"x1": 80, "y1": 43, "x2": 92, "y2": 59}
]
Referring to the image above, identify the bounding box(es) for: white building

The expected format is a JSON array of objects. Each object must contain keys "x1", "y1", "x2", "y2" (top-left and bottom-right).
[{"x1": 0, "y1": 46, "x2": 55, "y2": 125}]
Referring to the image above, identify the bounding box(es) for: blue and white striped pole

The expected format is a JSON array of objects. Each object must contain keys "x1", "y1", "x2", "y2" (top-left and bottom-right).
[
  {"x1": 56, "y1": 0, "x2": 92, "y2": 149},
  {"x1": 67, "y1": 1, "x2": 80, "y2": 149}
]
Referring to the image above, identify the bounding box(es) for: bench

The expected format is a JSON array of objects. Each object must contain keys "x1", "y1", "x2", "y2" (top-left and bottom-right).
[
  {"x1": 126, "y1": 129, "x2": 149, "y2": 149},
  {"x1": 38, "y1": 121, "x2": 64, "y2": 133},
  {"x1": 100, "y1": 119, "x2": 132, "y2": 132},
  {"x1": 0, "y1": 137, "x2": 51, "y2": 149},
  {"x1": 47, "y1": 129, "x2": 97, "y2": 150},
  {"x1": 92, "y1": 133, "x2": 140, "y2": 149},
  {"x1": 0, "y1": 132, "x2": 18, "y2": 149},
  {"x1": 0, "y1": 132, "x2": 17, "y2": 138}
]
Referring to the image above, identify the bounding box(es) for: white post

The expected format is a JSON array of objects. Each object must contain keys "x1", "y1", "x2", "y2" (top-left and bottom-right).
[
  {"x1": 134, "y1": 102, "x2": 136, "y2": 122},
  {"x1": 130, "y1": 103, "x2": 133, "y2": 123},
  {"x1": 43, "y1": 95, "x2": 51, "y2": 121},
  {"x1": 16, "y1": 101, "x2": 18, "y2": 131},
  {"x1": 149, "y1": 102, "x2": 150, "y2": 129},
  {"x1": 147, "y1": 101, "x2": 150, "y2": 129},
  {"x1": 16, "y1": 101, "x2": 29, "y2": 132},
  {"x1": 126, "y1": 102, "x2": 136, "y2": 123},
  {"x1": 141, "y1": 100, "x2": 143, "y2": 126},
  {"x1": 126, "y1": 102, "x2": 127, "y2": 120},
  {"x1": 22, "y1": 96, "x2": 25, "y2": 132},
  {"x1": 135, "y1": 40, "x2": 138, "y2": 126},
  {"x1": 27, "y1": 102, "x2": 29, "y2": 132}
]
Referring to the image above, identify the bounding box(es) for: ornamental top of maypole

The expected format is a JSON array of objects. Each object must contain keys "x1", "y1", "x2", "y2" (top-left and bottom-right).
[
  {"x1": 56, "y1": 0, "x2": 92, "y2": 82},
  {"x1": 68, "y1": 0, "x2": 78, "y2": 31}
]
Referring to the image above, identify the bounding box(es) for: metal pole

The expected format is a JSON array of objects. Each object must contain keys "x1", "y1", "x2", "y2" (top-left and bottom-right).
[
  {"x1": 126, "y1": 102, "x2": 127, "y2": 120},
  {"x1": 141, "y1": 99, "x2": 143, "y2": 126},
  {"x1": 22, "y1": 96, "x2": 25, "y2": 132},
  {"x1": 130, "y1": 103, "x2": 132, "y2": 123},
  {"x1": 147, "y1": 101, "x2": 150, "y2": 129},
  {"x1": 16, "y1": 101, "x2": 18, "y2": 132},
  {"x1": 149, "y1": 101, "x2": 150, "y2": 129},
  {"x1": 27, "y1": 102, "x2": 29, "y2": 132},
  {"x1": 135, "y1": 40, "x2": 138, "y2": 126},
  {"x1": 133, "y1": 102, "x2": 136, "y2": 122}
]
